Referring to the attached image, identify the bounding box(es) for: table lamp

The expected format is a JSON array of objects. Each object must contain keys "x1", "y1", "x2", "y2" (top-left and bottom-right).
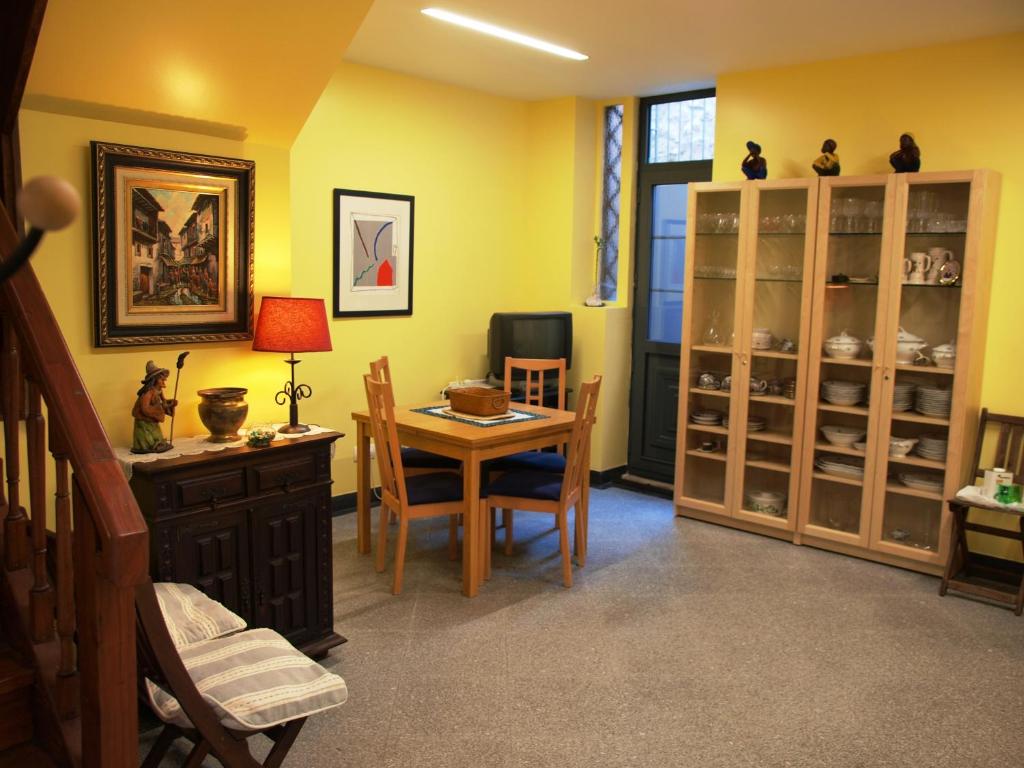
[{"x1": 252, "y1": 296, "x2": 332, "y2": 434}]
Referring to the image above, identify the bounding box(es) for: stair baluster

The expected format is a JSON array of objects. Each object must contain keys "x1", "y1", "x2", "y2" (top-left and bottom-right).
[
  {"x1": 50, "y1": 425, "x2": 78, "y2": 720},
  {"x1": 26, "y1": 379, "x2": 54, "y2": 643},
  {"x1": 2, "y1": 322, "x2": 26, "y2": 571}
]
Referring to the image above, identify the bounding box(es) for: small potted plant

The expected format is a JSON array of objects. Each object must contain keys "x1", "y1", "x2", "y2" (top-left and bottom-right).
[{"x1": 585, "y1": 236, "x2": 605, "y2": 307}]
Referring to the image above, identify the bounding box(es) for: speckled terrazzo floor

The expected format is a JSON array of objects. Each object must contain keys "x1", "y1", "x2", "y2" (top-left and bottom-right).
[{"x1": 141, "y1": 486, "x2": 1024, "y2": 767}]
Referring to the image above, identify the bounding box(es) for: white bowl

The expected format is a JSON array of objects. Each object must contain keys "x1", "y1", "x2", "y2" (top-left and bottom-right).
[
  {"x1": 853, "y1": 441, "x2": 868, "y2": 452},
  {"x1": 821, "y1": 425, "x2": 866, "y2": 446},
  {"x1": 889, "y1": 437, "x2": 918, "y2": 458},
  {"x1": 745, "y1": 490, "x2": 786, "y2": 517}
]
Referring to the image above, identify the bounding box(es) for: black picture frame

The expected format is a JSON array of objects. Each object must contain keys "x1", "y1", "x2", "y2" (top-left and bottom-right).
[
  {"x1": 91, "y1": 141, "x2": 255, "y2": 347},
  {"x1": 332, "y1": 188, "x2": 414, "y2": 317}
]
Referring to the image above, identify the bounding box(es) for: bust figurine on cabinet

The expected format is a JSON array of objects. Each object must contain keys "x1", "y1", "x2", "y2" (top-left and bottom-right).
[
  {"x1": 813, "y1": 139, "x2": 841, "y2": 176},
  {"x1": 741, "y1": 141, "x2": 768, "y2": 180},
  {"x1": 889, "y1": 133, "x2": 921, "y2": 173}
]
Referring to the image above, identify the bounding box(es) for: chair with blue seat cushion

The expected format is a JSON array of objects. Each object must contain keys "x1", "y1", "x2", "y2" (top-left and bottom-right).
[
  {"x1": 488, "y1": 357, "x2": 568, "y2": 543},
  {"x1": 490, "y1": 356, "x2": 567, "y2": 472},
  {"x1": 365, "y1": 373, "x2": 463, "y2": 594},
  {"x1": 370, "y1": 355, "x2": 461, "y2": 472},
  {"x1": 482, "y1": 375, "x2": 601, "y2": 588}
]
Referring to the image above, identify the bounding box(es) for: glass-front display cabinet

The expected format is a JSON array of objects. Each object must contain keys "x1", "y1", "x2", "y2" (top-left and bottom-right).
[
  {"x1": 675, "y1": 179, "x2": 817, "y2": 530},
  {"x1": 864, "y1": 170, "x2": 999, "y2": 568},
  {"x1": 796, "y1": 175, "x2": 896, "y2": 547}
]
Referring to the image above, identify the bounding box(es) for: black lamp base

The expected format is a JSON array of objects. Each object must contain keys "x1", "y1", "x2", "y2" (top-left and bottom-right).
[{"x1": 278, "y1": 422, "x2": 311, "y2": 435}]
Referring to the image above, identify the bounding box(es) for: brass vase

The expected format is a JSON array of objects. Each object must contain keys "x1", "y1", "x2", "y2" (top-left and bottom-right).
[{"x1": 197, "y1": 387, "x2": 249, "y2": 442}]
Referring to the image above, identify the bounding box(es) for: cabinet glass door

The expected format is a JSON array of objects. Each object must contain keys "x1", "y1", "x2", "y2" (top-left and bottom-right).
[
  {"x1": 798, "y1": 176, "x2": 894, "y2": 545},
  {"x1": 868, "y1": 173, "x2": 980, "y2": 562},
  {"x1": 676, "y1": 185, "x2": 744, "y2": 514},
  {"x1": 734, "y1": 181, "x2": 817, "y2": 529}
]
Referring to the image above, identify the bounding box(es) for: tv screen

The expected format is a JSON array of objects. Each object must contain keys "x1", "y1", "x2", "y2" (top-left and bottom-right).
[{"x1": 488, "y1": 312, "x2": 572, "y2": 376}]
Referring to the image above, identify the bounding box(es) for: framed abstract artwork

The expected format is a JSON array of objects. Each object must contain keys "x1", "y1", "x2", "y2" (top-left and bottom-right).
[
  {"x1": 332, "y1": 188, "x2": 414, "y2": 317},
  {"x1": 91, "y1": 141, "x2": 255, "y2": 347}
]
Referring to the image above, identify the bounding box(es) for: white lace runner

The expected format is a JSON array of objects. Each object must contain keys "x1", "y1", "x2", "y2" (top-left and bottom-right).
[{"x1": 115, "y1": 424, "x2": 338, "y2": 480}]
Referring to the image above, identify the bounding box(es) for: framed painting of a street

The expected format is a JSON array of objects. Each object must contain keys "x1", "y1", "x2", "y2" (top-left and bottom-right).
[
  {"x1": 332, "y1": 188, "x2": 414, "y2": 317},
  {"x1": 91, "y1": 142, "x2": 254, "y2": 346}
]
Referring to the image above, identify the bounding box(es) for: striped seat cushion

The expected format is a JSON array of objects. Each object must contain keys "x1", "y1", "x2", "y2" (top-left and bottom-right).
[
  {"x1": 154, "y1": 582, "x2": 246, "y2": 649},
  {"x1": 145, "y1": 628, "x2": 348, "y2": 731}
]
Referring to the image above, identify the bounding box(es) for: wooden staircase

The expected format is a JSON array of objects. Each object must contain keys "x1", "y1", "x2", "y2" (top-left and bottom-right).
[
  {"x1": 0, "y1": 645, "x2": 34, "y2": 756},
  {"x1": 0, "y1": 6, "x2": 149, "y2": 767}
]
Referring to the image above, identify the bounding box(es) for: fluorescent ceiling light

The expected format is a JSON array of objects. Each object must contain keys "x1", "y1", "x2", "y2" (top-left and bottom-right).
[{"x1": 421, "y1": 8, "x2": 588, "y2": 61}]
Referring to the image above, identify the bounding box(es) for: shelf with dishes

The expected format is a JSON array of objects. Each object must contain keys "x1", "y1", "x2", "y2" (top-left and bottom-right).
[
  {"x1": 747, "y1": 431, "x2": 794, "y2": 446},
  {"x1": 690, "y1": 344, "x2": 734, "y2": 355},
  {"x1": 687, "y1": 423, "x2": 729, "y2": 436},
  {"x1": 752, "y1": 350, "x2": 799, "y2": 361},
  {"x1": 812, "y1": 471, "x2": 863, "y2": 488},
  {"x1": 821, "y1": 357, "x2": 873, "y2": 368},
  {"x1": 814, "y1": 441, "x2": 864, "y2": 458},
  {"x1": 746, "y1": 458, "x2": 790, "y2": 474},
  {"x1": 688, "y1": 387, "x2": 730, "y2": 398},
  {"x1": 891, "y1": 412, "x2": 950, "y2": 427},
  {"x1": 885, "y1": 481, "x2": 943, "y2": 501},
  {"x1": 684, "y1": 449, "x2": 727, "y2": 463},
  {"x1": 819, "y1": 403, "x2": 869, "y2": 416}
]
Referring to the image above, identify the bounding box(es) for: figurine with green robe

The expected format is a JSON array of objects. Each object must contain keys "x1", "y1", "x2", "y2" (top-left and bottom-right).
[{"x1": 131, "y1": 360, "x2": 178, "y2": 453}]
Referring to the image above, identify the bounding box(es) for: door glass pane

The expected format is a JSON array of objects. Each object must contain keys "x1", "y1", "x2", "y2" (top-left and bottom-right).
[
  {"x1": 648, "y1": 184, "x2": 687, "y2": 343},
  {"x1": 682, "y1": 189, "x2": 741, "y2": 508},
  {"x1": 878, "y1": 180, "x2": 969, "y2": 553},
  {"x1": 739, "y1": 188, "x2": 810, "y2": 523},
  {"x1": 808, "y1": 183, "x2": 888, "y2": 536}
]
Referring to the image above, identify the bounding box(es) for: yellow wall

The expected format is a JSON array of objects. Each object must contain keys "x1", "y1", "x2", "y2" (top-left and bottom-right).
[
  {"x1": 289, "y1": 63, "x2": 532, "y2": 491},
  {"x1": 715, "y1": 32, "x2": 1024, "y2": 413},
  {"x1": 17, "y1": 109, "x2": 293, "y2": 446},
  {"x1": 715, "y1": 32, "x2": 1024, "y2": 558}
]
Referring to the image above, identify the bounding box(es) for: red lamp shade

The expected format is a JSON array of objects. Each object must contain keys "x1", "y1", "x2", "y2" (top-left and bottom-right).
[{"x1": 252, "y1": 297, "x2": 332, "y2": 353}]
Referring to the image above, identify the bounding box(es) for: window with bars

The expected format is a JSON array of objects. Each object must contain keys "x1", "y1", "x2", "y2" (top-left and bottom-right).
[
  {"x1": 598, "y1": 104, "x2": 623, "y2": 301},
  {"x1": 647, "y1": 95, "x2": 716, "y2": 164}
]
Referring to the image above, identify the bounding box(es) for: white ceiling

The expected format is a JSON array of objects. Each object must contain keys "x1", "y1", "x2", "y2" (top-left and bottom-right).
[{"x1": 346, "y1": 0, "x2": 1024, "y2": 101}]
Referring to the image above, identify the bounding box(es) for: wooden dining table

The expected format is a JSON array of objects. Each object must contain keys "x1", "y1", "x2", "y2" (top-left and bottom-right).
[{"x1": 351, "y1": 400, "x2": 581, "y2": 597}]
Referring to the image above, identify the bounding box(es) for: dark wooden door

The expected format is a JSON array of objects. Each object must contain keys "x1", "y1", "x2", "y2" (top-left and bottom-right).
[
  {"x1": 250, "y1": 495, "x2": 318, "y2": 645},
  {"x1": 172, "y1": 508, "x2": 251, "y2": 620},
  {"x1": 628, "y1": 164, "x2": 711, "y2": 482}
]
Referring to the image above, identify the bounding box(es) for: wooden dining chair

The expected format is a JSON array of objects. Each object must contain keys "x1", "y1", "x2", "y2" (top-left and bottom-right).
[
  {"x1": 136, "y1": 579, "x2": 348, "y2": 768},
  {"x1": 941, "y1": 408, "x2": 1024, "y2": 614},
  {"x1": 482, "y1": 375, "x2": 601, "y2": 587},
  {"x1": 364, "y1": 373, "x2": 463, "y2": 594},
  {"x1": 488, "y1": 357, "x2": 569, "y2": 543},
  {"x1": 369, "y1": 355, "x2": 461, "y2": 472}
]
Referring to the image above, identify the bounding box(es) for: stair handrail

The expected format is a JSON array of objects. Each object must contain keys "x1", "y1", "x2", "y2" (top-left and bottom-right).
[{"x1": 0, "y1": 201, "x2": 148, "y2": 582}]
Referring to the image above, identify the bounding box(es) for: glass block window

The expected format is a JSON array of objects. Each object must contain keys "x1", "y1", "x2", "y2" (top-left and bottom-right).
[
  {"x1": 599, "y1": 104, "x2": 624, "y2": 301},
  {"x1": 648, "y1": 96, "x2": 715, "y2": 163}
]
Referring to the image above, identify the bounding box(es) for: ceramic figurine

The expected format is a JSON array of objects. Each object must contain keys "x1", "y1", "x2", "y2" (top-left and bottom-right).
[
  {"x1": 131, "y1": 360, "x2": 178, "y2": 454},
  {"x1": 889, "y1": 133, "x2": 921, "y2": 173},
  {"x1": 741, "y1": 141, "x2": 767, "y2": 180},
  {"x1": 812, "y1": 139, "x2": 841, "y2": 176}
]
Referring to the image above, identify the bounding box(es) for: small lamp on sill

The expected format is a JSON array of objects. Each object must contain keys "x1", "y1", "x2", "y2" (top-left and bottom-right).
[{"x1": 252, "y1": 296, "x2": 332, "y2": 434}]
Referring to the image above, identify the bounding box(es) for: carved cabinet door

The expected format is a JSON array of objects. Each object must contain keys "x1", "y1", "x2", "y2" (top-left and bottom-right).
[
  {"x1": 249, "y1": 494, "x2": 319, "y2": 645},
  {"x1": 168, "y1": 507, "x2": 252, "y2": 621}
]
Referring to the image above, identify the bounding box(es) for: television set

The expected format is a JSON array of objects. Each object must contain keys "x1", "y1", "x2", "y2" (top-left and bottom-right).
[{"x1": 487, "y1": 311, "x2": 573, "y2": 377}]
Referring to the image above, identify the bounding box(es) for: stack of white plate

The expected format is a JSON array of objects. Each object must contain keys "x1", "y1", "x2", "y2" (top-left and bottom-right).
[
  {"x1": 916, "y1": 433, "x2": 948, "y2": 460},
  {"x1": 814, "y1": 453, "x2": 865, "y2": 478},
  {"x1": 691, "y1": 409, "x2": 725, "y2": 425},
  {"x1": 898, "y1": 472, "x2": 944, "y2": 493},
  {"x1": 916, "y1": 386, "x2": 952, "y2": 418},
  {"x1": 892, "y1": 381, "x2": 917, "y2": 411},
  {"x1": 821, "y1": 380, "x2": 866, "y2": 406},
  {"x1": 722, "y1": 415, "x2": 767, "y2": 432}
]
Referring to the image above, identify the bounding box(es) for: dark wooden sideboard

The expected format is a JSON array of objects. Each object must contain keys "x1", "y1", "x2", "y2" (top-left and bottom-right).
[{"x1": 128, "y1": 431, "x2": 344, "y2": 657}]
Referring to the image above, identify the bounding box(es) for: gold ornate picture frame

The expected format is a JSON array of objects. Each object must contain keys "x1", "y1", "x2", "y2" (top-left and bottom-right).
[{"x1": 91, "y1": 141, "x2": 254, "y2": 346}]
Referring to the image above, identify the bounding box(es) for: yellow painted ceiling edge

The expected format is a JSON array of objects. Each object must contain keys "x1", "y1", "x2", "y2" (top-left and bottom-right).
[{"x1": 25, "y1": 0, "x2": 375, "y2": 147}]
